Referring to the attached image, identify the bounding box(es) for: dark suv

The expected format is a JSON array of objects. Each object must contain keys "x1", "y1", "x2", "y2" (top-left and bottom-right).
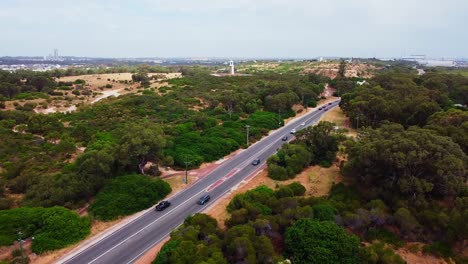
[
  {"x1": 251, "y1": 159, "x2": 260, "y2": 166},
  {"x1": 198, "y1": 194, "x2": 211, "y2": 205},
  {"x1": 155, "y1": 200, "x2": 171, "y2": 211}
]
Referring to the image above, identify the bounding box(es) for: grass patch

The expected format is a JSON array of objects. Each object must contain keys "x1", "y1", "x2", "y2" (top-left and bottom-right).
[{"x1": 13, "y1": 92, "x2": 49, "y2": 100}]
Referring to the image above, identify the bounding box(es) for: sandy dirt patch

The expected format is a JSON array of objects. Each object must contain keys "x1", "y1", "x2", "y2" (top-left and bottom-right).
[
  {"x1": 319, "y1": 105, "x2": 357, "y2": 137},
  {"x1": 302, "y1": 62, "x2": 381, "y2": 79},
  {"x1": 396, "y1": 243, "x2": 452, "y2": 264},
  {"x1": 2, "y1": 72, "x2": 181, "y2": 114},
  {"x1": 90, "y1": 89, "x2": 122, "y2": 104}
]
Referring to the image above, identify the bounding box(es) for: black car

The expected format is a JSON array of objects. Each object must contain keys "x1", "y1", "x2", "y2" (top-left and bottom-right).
[
  {"x1": 318, "y1": 107, "x2": 323, "y2": 110},
  {"x1": 328, "y1": 102, "x2": 332, "y2": 105},
  {"x1": 198, "y1": 194, "x2": 211, "y2": 205},
  {"x1": 281, "y1": 135, "x2": 288, "y2": 141},
  {"x1": 252, "y1": 159, "x2": 261, "y2": 166},
  {"x1": 155, "y1": 200, "x2": 171, "y2": 211}
]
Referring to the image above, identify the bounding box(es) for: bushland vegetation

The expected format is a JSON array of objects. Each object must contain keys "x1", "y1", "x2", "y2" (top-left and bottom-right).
[{"x1": 0, "y1": 68, "x2": 327, "y2": 255}]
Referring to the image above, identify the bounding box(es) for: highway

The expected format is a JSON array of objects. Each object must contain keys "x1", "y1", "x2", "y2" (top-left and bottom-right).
[{"x1": 59, "y1": 99, "x2": 340, "y2": 264}]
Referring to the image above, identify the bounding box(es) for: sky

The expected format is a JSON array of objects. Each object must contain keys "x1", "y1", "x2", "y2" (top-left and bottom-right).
[{"x1": 0, "y1": 0, "x2": 467, "y2": 58}]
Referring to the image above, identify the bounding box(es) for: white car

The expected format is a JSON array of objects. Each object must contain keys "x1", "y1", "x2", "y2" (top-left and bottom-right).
[
  {"x1": 300, "y1": 122, "x2": 305, "y2": 126},
  {"x1": 290, "y1": 129, "x2": 296, "y2": 134}
]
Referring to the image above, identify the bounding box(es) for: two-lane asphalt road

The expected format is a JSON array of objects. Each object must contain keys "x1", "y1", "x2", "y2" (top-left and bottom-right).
[{"x1": 60, "y1": 100, "x2": 340, "y2": 264}]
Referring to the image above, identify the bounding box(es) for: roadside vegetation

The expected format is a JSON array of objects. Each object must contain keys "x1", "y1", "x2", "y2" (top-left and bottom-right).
[
  {"x1": 0, "y1": 207, "x2": 90, "y2": 253},
  {"x1": 0, "y1": 66, "x2": 327, "y2": 260},
  {"x1": 89, "y1": 175, "x2": 171, "y2": 221},
  {"x1": 1, "y1": 62, "x2": 466, "y2": 262},
  {"x1": 154, "y1": 65, "x2": 467, "y2": 263},
  {"x1": 154, "y1": 183, "x2": 406, "y2": 264},
  {"x1": 267, "y1": 121, "x2": 346, "y2": 181}
]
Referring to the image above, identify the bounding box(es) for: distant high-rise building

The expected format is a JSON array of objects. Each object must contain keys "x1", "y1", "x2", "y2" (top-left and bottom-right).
[
  {"x1": 229, "y1": 60, "x2": 235, "y2": 75},
  {"x1": 54, "y1": 49, "x2": 59, "y2": 60}
]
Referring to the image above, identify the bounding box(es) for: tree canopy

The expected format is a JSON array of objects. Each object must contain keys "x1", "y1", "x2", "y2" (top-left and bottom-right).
[
  {"x1": 285, "y1": 219, "x2": 361, "y2": 264},
  {"x1": 343, "y1": 123, "x2": 467, "y2": 206}
]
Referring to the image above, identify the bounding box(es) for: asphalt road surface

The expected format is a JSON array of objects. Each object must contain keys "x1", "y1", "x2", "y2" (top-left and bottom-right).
[{"x1": 60, "y1": 100, "x2": 340, "y2": 264}]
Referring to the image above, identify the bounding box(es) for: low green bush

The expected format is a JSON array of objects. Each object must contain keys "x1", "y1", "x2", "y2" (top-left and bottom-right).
[
  {"x1": 89, "y1": 175, "x2": 172, "y2": 221},
  {"x1": 0, "y1": 207, "x2": 91, "y2": 253},
  {"x1": 422, "y1": 241, "x2": 454, "y2": 258},
  {"x1": 13, "y1": 92, "x2": 49, "y2": 100}
]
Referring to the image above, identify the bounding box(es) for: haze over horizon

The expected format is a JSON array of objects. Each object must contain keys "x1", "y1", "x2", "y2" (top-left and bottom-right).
[{"x1": 1, "y1": 0, "x2": 467, "y2": 58}]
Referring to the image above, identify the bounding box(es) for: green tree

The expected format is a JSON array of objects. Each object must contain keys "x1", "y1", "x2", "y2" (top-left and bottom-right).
[
  {"x1": 296, "y1": 121, "x2": 345, "y2": 166},
  {"x1": 426, "y1": 109, "x2": 468, "y2": 153},
  {"x1": 285, "y1": 219, "x2": 361, "y2": 264},
  {"x1": 338, "y1": 60, "x2": 347, "y2": 78},
  {"x1": 267, "y1": 144, "x2": 312, "y2": 180},
  {"x1": 117, "y1": 120, "x2": 166, "y2": 174},
  {"x1": 344, "y1": 123, "x2": 467, "y2": 205}
]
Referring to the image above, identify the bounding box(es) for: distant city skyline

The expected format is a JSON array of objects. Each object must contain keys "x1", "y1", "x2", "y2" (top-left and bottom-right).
[{"x1": 0, "y1": 0, "x2": 467, "y2": 58}]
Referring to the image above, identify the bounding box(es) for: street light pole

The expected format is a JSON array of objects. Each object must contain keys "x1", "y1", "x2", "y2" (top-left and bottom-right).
[
  {"x1": 17, "y1": 231, "x2": 25, "y2": 264},
  {"x1": 245, "y1": 125, "x2": 250, "y2": 146}
]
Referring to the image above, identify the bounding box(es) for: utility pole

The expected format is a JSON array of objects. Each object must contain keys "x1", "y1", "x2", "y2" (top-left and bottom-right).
[
  {"x1": 17, "y1": 231, "x2": 25, "y2": 264},
  {"x1": 278, "y1": 110, "x2": 281, "y2": 127},
  {"x1": 245, "y1": 125, "x2": 250, "y2": 146},
  {"x1": 182, "y1": 155, "x2": 191, "y2": 184},
  {"x1": 183, "y1": 158, "x2": 191, "y2": 184}
]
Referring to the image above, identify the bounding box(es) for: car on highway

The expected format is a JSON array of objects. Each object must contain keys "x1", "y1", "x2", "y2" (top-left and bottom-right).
[
  {"x1": 328, "y1": 102, "x2": 332, "y2": 105},
  {"x1": 324, "y1": 108, "x2": 328, "y2": 111},
  {"x1": 197, "y1": 194, "x2": 211, "y2": 205},
  {"x1": 252, "y1": 159, "x2": 260, "y2": 165},
  {"x1": 300, "y1": 122, "x2": 305, "y2": 126},
  {"x1": 281, "y1": 135, "x2": 288, "y2": 141},
  {"x1": 290, "y1": 129, "x2": 296, "y2": 134},
  {"x1": 318, "y1": 107, "x2": 322, "y2": 110},
  {"x1": 155, "y1": 201, "x2": 171, "y2": 211}
]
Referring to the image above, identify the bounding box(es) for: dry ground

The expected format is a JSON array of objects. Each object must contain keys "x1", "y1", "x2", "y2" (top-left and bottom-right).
[
  {"x1": 3, "y1": 72, "x2": 181, "y2": 114},
  {"x1": 235, "y1": 61, "x2": 380, "y2": 79},
  {"x1": 302, "y1": 62, "x2": 381, "y2": 79},
  {"x1": 319, "y1": 105, "x2": 358, "y2": 137},
  {"x1": 397, "y1": 243, "x2": 452, "y2": 264}
]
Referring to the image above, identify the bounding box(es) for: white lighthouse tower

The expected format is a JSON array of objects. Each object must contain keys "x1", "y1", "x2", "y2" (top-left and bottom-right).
[{"x1": 229, "y1": 60, "x2": 235, "y2": 75}]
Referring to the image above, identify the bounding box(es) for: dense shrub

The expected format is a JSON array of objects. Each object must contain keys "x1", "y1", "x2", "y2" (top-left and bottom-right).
[
  {"x1": 361, "y1": 242, "x2": 405, "y2": 264},
  {"x1": 0, "y1": 207, "x2": 90, "y2": 253},
  {"x1": 57, "y1": 86, "x2": 73, "y2": 90},
  {"x1": 73, "y1": 79, "x2": 86, "y2": 84},
  {"x1": 88, "y1": 175, "x2": 171, "y2": 221},
  {"x1": 287, "y1": 182, "x2": 307, "y2": 196},
  {"x1": 267, "y1": 144, "x2": 312, "y2": 180},
  {"x1": 285, "y1": 219, "x2": 361, "y2": 264},
  {"x1": 312, "y1": 203, "x2": 337, "y2": 221}
]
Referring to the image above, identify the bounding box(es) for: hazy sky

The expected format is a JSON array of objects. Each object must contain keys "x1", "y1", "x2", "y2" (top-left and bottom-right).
[{"x1": 1, "y1": 0, "x2": 467, "y2": 58}]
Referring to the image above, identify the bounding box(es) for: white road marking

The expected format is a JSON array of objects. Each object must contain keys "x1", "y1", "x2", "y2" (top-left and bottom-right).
[
  {"x1": 66, "y1": 100, "x2": 341, "y2": 264},
  {"x1": 87, "y1": 186, "x2": 211, "y2": 264}
]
